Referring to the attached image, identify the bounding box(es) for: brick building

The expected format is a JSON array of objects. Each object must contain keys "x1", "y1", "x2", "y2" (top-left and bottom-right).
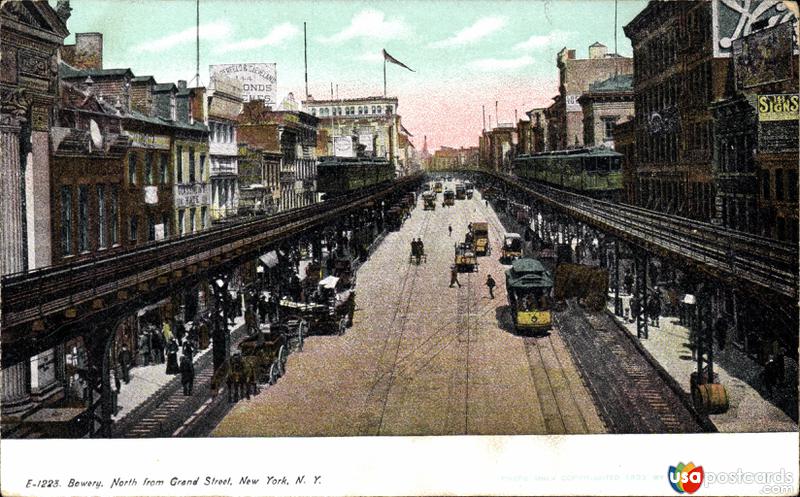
[
  {"x1": 711, "y1": 20, "x2": 798, "y2": 241},
  {"x1": 237, "y1": 143, "x2": 281, "y2": 215},
  {"x1": 578, "y1": 74, "x2": 634, "y2": 148},
  {"x1": 525, "y1": 108, "x2": 548, "y2": 153},
  {"x1": 624, "y1": 1, "x2": 731, "y2": 221},
  {"x1": 207, "y1": 76, "x2": 243, "y2": 221},
  {"x1": 614, "y1": 118, "x2": 637, "y2": 204},
  {"x1": 238, "y1": 101, "x2": 319, "y2": 210},
  {"x1": 545, "y1": 43, "x2": 633, "y2": 150}
]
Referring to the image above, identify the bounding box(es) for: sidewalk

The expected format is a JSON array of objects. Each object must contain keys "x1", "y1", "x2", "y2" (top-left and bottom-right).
[
  {"x1": 113, "y1": 312, "x2": 246, "y2": 422},
  {"x1": 607, "y1": 293, "x2": 798, "y2": 432}
]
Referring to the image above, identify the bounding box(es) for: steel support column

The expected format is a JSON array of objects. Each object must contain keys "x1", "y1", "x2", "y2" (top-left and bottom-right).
[
  {"x1": 614, "y1": 240, "x2": 623, "y2": 316},
  {"x1": 634, "y1": 250, "x2": 649, "y2": 339},
  {"x1": 84, "y1": 322, "x2": 119, "y2": 438}
]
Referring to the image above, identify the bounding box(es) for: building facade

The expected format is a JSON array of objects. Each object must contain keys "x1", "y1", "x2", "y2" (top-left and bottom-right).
[
  {"x1": 237, "y1": 143, "x2": 281, "y2": 215},
  {"x1": 207, "y1": 76, "x2": 243, "y2": 221},
  {"x1": 578, "y1": 74, "x2": 634, "y2": 149},
  {"x1": 546, "y1": 43, "x2": 633, "y2": 150}
]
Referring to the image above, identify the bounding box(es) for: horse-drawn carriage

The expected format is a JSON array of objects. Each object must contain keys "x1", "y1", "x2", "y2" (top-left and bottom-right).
[
  {"x1": 422, "y1": 191, "x2": 437, "y2": 210},
  {"x1": 279, "y1": 276, "x2": 355, "y2": 336},
  {"x1": 210, "y1": 319, "x2": 305, "y2": 402}
]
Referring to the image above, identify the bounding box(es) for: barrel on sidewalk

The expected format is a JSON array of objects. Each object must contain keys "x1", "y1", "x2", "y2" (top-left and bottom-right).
[{"x1": 690, "y1": 371, "x2": 729, "y2": 414}]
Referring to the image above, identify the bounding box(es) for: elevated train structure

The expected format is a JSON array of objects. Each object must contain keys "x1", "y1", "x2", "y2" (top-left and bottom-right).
[
  {"x1": 511, "y1": 147, "x2": 623, "y2": 199},
  {"x1": 316, "y1": 156, "x2": 396, "y2": 198},
  {"x1": 1, "y1": 174, "x2": 422, "y2": 436}
]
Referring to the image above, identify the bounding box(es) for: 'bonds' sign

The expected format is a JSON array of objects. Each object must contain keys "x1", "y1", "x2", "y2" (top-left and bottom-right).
[{"x1": 210, "y1": 63, "x2": 277, "y2": 106}]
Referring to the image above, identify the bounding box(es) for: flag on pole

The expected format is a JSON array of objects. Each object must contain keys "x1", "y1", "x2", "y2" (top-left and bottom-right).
[{"x1": 383, "y1": 49, "x2": 415, "y2": 72}]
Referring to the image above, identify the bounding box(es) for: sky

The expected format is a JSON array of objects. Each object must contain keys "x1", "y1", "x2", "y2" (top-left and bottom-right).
[{"x1": 63, "y1": 0, "x2": 648, "y2": 151}]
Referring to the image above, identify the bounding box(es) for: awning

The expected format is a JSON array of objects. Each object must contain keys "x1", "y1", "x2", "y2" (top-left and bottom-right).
[
  {"x1": 319, "y1": 276, "x2": 339, "y2": 289},
  {"x1": 259, "y1": 250, "x2": 279, "y2": 268}
]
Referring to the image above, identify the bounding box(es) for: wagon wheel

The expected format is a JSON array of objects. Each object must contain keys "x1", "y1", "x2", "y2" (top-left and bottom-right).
[
  {"x1": 268, "y1": 362, "x2": 280, "y2": 385},
  {"x1": 277, "y1": 345, "x2": 288, "y2": 376},
  {"x1": 337, "y1": 316, "x2": 347, "y2": 336},
  {"x1": 296, "y1": 319, "x2": 307, "y2": 351}
]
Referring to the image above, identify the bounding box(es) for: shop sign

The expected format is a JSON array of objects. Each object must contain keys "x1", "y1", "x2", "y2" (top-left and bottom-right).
[
  {"x1": 126, "y1": 131, "x2": 170, "y2": 150},
  {"x1": 757, "y1": 94, "x2": 799, "y2": 121},
  {"x1": 565, "y1": 94, "x2": 581, "y2": 112},
  {"x1": 144, "y1": 186, "x2": 158, "y2": 204},
  {"x1": 210, "y1": 63, "x2": 277, "y2": 106}
]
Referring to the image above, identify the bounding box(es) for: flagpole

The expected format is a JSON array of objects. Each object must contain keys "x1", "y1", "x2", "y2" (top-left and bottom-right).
[{"x1": 383, "y1": 58, "x2": 387, "y2": 97}]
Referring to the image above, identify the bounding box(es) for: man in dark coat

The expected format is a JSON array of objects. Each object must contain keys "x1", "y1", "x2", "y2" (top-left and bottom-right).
[
  {"x1": 117, "y1": 344, "x2": 132, "y2": 384},
  {"x1": 180, "y1": 354, "x2": 194, "y2": 396},
  {"x1": 257, "y1": 295, "x2": 269, "y2": 324},
  {"x1": 486, "y1": 274, "x2": 496, "y2": 299},
  {"x1": 151, "y1": 328, "x2": 164, "y2": 364},
  {"x1": 648, "y1": 290, "x2": 662, "y2": 327}
]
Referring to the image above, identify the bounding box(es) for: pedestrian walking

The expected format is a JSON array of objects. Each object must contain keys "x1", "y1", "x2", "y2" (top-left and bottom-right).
[
  {"x1": 138, "y1": 331, "x2": 151, "y2": 366},
  {"x1": 486, "y1": 274, "x2": 496, "y2": 299},
  {"x1": 182, "y1": 338, "x2": 195, "y2": 362},
  {"x1": 648, "y1": 289, "x2": 662, "y2": 327},
  {"x1": 151, "y1": 328, "x2": 164, "y2": 364},
  {"x1": 449, "y1": 265, "x2": 462, "y2": 288},
  {"x1": 448, "y1": 225, "x2": 452, "y2": 237},
  {"x1": 165, "y1": 338, "x2": 180, "y2": 375},
  {"x1": 162, "y1": 319, "x2": 173, "y2": 344},
  {"x1": 117, "y1": 344, "x2": 131, "y2": 384},
  {"x1": 257, "y1": 295, "x2": 269, "y2": 325},
  {"x1": 623, "y1": 271, "x2": 633, "y2": 295},
  {"x1": 629, "y1": 297, "x2": 640, "y2": 323},
  {"x1": 180, "y1": 354, "x2": 194, "y2": 396}
]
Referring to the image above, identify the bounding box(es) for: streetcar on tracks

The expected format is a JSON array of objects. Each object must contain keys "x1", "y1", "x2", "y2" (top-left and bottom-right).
[
  {"x1": 455, "y1": 183, "x2": 466, "y2": 200},
  {"x1": 501, "y1": 233, "x2": 523, "y2": 263},
  {"x1": 464, "y1": 181, "x2": 474, "y2": 199},
  {"x1": 470, "y1": 222, "x2": 490, "y2": 256},
  {"x1": 434, "y1": 181, "x2": 443, "y2": 193},
  {"x1": 505, "y1": 258, "x2": 553, "y2": 333},
  {"x1": 422, "y1": 191, "x2": 437, "y2": 210},
  {"x1": 443, "y1": 189, "x2": 455, "y2": 206},
  {"x1": 454, "y1": 242, "x2": 478, "y2": 272}
]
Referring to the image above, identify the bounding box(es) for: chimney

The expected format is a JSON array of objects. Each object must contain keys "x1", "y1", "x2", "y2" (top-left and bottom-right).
[
  {"x1": 589, "y1": 42, "x2": 607, "y2": 59},
  {"x1": 178, "y1": 80, "x2": 187, "y2": 91},
  {"x1": 73, "y1": 33, "x2": 103, "y2": 70}
]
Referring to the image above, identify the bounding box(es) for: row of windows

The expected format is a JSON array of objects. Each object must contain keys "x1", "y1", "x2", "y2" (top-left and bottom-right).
[
  {"x1": 634, "y1": 28, "x2": 678, "y2": 79},
  {"x1": 760, "y1": 168, "x2": 799, "y2": 203},
  {"x1": 311, "y1": 105, "x2": 393, "y2": 117},
  {"x1": 210, "y1": 121, "x2": 235, "y2": 144},
  {"x1": 60, "y1": 184, "x2": 119, "y2": 256},
  {"x1": 128, "y1": 151, "x2": 170, "y2": 186},
  {"x1": 718, "y1": 132, "x2": 754, "y2": 174}
]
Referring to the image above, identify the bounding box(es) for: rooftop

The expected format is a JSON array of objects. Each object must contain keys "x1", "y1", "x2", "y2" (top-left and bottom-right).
[{"x1": 588, "y1": 73, "x2": 634, "y2": 92}]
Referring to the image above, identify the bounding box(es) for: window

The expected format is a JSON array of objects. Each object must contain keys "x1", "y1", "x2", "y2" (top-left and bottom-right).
[
  {"x1": 78, "y1": 185, "x2": 89, "y2": 253},
  {"x1": 762, "y1": 170, "x2": 771, "y2": 199},
  {"x1": 129, "y1": 215, "x2": 138, "y2": 244},
  {"x1": 178, "y1": 209, "x2": 185, "y2": 235},
  {"x1": 788, "y1": 170, "x2": 798, "y2": 202},
  {"x1": 162, "y1": 212, "x2": 170, "y2": 238},
  {"x1": 189, "y1": 207, "x2": 196, "y2": 233},
  {"x1": 97, "y1": 185, "x2": 106, "y2": 248},
  {"x1": 199, "y1": 154, "x2": 206, "y2": 180},
  {"x1": 145, "y1": 152, "x2": 154, "y2": 184},
  {"x1": 602, "y1": 117, "x2": 616, "y2": 140},
  {"x1": 201, "y1": 206, "x2": 207, "y2": 229},
  {"x1": 160, "y1": 153, "x2": 169, "y2": 184},
  {"x1": 376, "y1": 105, "x2": 382, "y2": 114},
  {"x1": 61, "y1": 186, "x2": 72, "y2": 256},
  {"x1": 128, "y1": 153, "x2": 137, "y2": 185},
  {"x1": 110, "y1": 185, "x2": 119, "y2": 245},
  {"x1": 189, "y1": 147, "x2": 196, "y2": 183},
  {"x1": 176, "y1": 145, "x2": 183, "y2": 183},
  {"x1": 148, "y1": 214, "x2": 156, "y2": 241},
  {"x1": 385, "y1": 105, "x2": 392, "y2": 114},
  {"x1": 775, "y1": 168, "x2": 784, "y2": 201}
]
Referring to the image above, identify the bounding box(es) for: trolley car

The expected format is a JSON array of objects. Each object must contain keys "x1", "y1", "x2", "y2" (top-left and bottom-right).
[
  {"x1": 454, "y1": 243, "x2": 478, "y2": 272},
  {"x1": 443, "y1": 189, "x2": 455, "y2": 206},
  {"x1": 501, "y1": 233, "x2": 523, "y2": 263},
  {"x1": 316, "y1": 156, "x2": 395, "y2": 198},
  {"x1": 422, "y1": 191, "x2": 437, "y2": 210},
  {"x1": 505, "y1": 258, "x2": 553, "y2": 333},
  {"x1": 511, "y1": 147, "x2": 622, "y2": 198}
]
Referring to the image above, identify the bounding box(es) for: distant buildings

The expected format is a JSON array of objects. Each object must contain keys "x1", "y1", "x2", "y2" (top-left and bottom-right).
[{"x1": 429, "y1": 146, "x2": 479, "y2": 171}]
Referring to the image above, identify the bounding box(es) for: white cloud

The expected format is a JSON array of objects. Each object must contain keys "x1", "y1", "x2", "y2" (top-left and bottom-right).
[
  {"x1": 356, "y1": 50, "x2": 384, "y2": 63},
  {"x1": 513, "y1": 30, "x2": 572, "y2": 51},
  {"x1": 134, "y1": 21, "x2": 232, "y2": 52},
  {"x1": 468, "y1": 55, "x2": 534, "y2": 72},
  {"x1": 430, "y1": 16, "x2": 507, "y2": 48},
  {"x1": 322, "y1": 10, "x2": 409, "y2": 43},
  {"x1": 215, "y1": 23, "x2": 299, "y2": 53}
]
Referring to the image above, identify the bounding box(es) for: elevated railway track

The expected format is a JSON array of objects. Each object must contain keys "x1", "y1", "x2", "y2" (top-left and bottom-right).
[{"x1": 1, "y1": 175, "x2": 422, "y2": 365}]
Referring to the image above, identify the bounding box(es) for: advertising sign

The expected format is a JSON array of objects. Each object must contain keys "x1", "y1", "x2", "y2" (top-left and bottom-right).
[
  {"x1": 126, "y1": 131, "x2": 170, "y2": 150},
  {"x1": 733, "y1": 21, "x2": 793, "y2": 89},
  {"x1": 358, "y1": 133, "x2": 374, "y2": 152},
  {"x1": 565, "y1": 94, "x2": 581, "y2": 111},
  {"x1": 144, "y1": 186, "x2": 159, "y2": 205},
  {"x1": 210, "y1": 63, "x2": 277, "y2": 106},
  {"x1": 154, "y1": 223, "x2": 165, "y2": 241},
  {"x1": 712, "y1": 0, "x2": 796, "y2": 57},
  {"x1": 757, "y1": 94, "x2": 799, "y2": 121},
  {"x1": 334, "y1": 136, "x2": 355, "y2": 157}
]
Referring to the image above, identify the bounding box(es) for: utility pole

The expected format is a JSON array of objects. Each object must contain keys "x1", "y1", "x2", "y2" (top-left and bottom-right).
[
  {"x1": 495, "y1": 100, "x2": 499, "y2": 125},
  {"x1": 194, "y1": 0, "x2": 200, "y2": 85},
  {"x1": 482, "y1": 105, "x2": 486, "y2": 132},
  {"x1": 614, "y1": 0, "x2": 618, "y2": 55},
  {"x1": 303, "y1": 22, "x2": 309, "y2": 99}
]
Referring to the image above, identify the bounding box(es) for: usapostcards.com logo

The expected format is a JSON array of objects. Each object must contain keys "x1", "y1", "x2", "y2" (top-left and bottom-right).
[{"x1": 668, "y1": 462, "x2": 705, "y2": 494}]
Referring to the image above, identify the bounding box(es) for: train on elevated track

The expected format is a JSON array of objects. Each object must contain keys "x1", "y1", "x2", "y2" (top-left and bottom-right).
[
  {"x1": 511, "y1": 147, "x2": 623, "y2": 198},
  {"x1": 316, "y1": 156, "x2": 396, "y2": 198}
]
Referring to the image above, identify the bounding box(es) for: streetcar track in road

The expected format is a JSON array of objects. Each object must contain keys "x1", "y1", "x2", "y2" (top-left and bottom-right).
[{"x1": 359, "y1": 205, "x2": 433, "y2": 435}]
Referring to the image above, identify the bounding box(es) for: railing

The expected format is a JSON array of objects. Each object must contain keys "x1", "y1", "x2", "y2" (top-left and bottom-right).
[{"x1": 482, "y1": 170, "x2": 798, "y2": 300}]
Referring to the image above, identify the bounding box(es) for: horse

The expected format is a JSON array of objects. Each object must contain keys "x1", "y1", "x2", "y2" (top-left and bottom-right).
[{"x1": 210, "y1": 356, "x2": 260, "y2": 402}]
